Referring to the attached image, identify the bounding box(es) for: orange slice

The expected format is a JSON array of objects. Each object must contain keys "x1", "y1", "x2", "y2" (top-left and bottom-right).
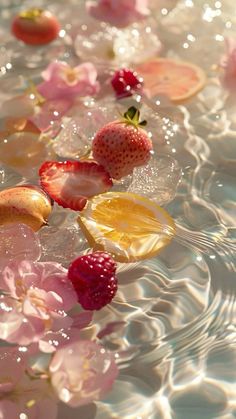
[
  {"x1": 78, "y1": 192, "x2": 176, "y2": 262},
  {"x1": 136, "y1": 58, "x2": 206, "y2": 103}
]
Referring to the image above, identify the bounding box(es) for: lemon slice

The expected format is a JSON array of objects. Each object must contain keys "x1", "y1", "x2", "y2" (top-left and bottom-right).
[
  {"x1": 78, "y1": 192, "x2": 176, "y2": 262},
  {"x1": 136, "y1": 58, "x2": 206, "y2": 103}
]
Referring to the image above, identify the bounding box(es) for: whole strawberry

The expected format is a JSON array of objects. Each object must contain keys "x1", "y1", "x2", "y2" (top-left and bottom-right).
[
  {"x1": 92, "y1": 106, "x2": 153, "y2": 180},
  {"x1": 68, "y1": 251, "x2": 118, "y2": 311}
]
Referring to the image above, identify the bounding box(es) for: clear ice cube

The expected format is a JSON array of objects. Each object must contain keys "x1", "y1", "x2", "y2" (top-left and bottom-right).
[
  {"x1": 128, "y1": 154, "x2": 182, "y2": 206},
  {"x1": 0, "y1": 133, "x2": 48, "y2": 178},
  {"x1": 0, "y1": 164, "x2": 23, "y2": 190},
  {"x1": 38, "y1": 224, "x2": 88, "y2": 267},
  {"x1": 53, "y1": 97, "x2": 123, "y2": 158},
  {"x1": 113, "y1": 19, "x2": 162, "y2": 65},
  {"x1": 74, "y1": 18, "x2": 161, "y2": 66},
  {"x1": 0, "y1": 223, "x2": 41, "y2": 269}
]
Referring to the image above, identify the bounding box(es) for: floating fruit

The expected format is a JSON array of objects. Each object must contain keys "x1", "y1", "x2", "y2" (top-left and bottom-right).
[
  {"x1": 111, "y1": 69, "x2": 143, "y2": 98},
  {"x1": 11, "y1": 8, "x2": 60, "y2": 45},
  {"x1": 0, "y1": 186, "x2": 52, "y2": 231},
  {"x1": 135, "y1": 58, "x2": 206, "y2": 103},
  {"x1": 92, "y1": 106, "x2": 153, "y2": 180},
  {"x1": 68, "y1": 251, "x2": 118, "y2": 310},
  {"x1": 39, "y1": 160, "x2": 113, "y2": 211},
  {"x1": 78, "y1": 192, "x2": 176, "y2": 262}
]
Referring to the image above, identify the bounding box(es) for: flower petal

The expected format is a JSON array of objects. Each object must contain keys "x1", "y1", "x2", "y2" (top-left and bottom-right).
[{"x1": 49, "y1": 340, "x2": 118, "y2": 406}]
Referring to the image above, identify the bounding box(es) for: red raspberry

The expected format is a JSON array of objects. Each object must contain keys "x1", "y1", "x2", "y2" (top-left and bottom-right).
[
  {"x1": 68, "y1": 251, "x2": 118, "y2": 311},
  {"x1": 111, "y1": 69, "x2": 143, "y2": 99}
]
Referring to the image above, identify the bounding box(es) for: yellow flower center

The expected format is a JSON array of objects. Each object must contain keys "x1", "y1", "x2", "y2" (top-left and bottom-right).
[
  {"x1": 62, "y1": 67, "x2": 81, "y2": 86},
  {"x1": 27, "y1": 289, "x2": 48, "y2": 312}
]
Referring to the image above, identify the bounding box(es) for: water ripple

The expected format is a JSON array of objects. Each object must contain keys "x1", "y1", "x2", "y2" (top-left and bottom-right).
[{"x1": 1, "y1": 0, "x2": 236, "y2": 418}]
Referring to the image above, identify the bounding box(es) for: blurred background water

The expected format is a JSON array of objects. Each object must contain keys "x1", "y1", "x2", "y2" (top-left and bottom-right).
[{"x1": 1, "y1": 1, "x2": 236, "y2": 418}]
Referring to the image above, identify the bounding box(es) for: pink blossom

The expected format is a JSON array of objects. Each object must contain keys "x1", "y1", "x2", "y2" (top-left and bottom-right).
[
  {"x1": 0, "y1": 380, "x2": 58, "y2": 419},
  {"x1": 220, "y1": 38, "x2": 236, "y2": 90},
  {"x1": 49, "y1": 340, "x2": 118, "y2": 406},
  {"x1": 0, "y1": 260, "x2": 77, "y2": 345},
  {"x1": 29, "y1": 98, "x2": 73, "y2": 135},
  {"x1": 86, "y1": 0, "x2": 150, "y2": 28},
  {"x1": 0, "y1": 376, "x2": 58, "y2": 419},
  {"x1": 37, "y1": 311, "x2": 93, "y2": 353},
  {"x1": 0, "y1": 347, "x2": 26, "y2": 393},
  {"x1": 0, "y1": 346, "x2": 58, "y2": 419},
  {"x1": 37, "y1": 61, "x2": 100, "y2": 101}
]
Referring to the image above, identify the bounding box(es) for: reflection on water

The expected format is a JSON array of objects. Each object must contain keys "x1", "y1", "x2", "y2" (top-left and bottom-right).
[
  {"x1": 90, "y1": 2, "x2": 236, "y2": 415},
  {"x1": 1, "y1": 0, "x2": 236, "y2": 418}
]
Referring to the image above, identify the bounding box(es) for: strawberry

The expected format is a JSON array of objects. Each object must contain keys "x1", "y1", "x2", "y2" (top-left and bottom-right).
[
  {"x1": 11, "y1": 8, "x2": 60, "y2": 46},
  {"x1": 39, "y1": 160, "x2": 113, "y2": 211},
  {"x1": 92, "y1": 106, "x2": 153, "y2": 180},
  {"x1": 68, "y1": 251, "x2": 118, "y2": 310},
  {"x1": 111, "y1": 68, "x2": 143, "y2": 99}
]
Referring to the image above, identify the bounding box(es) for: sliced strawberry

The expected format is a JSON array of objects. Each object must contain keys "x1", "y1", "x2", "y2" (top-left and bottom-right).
[{"x1": 39, "y1": 160, "x2": 113, "y2": 211}]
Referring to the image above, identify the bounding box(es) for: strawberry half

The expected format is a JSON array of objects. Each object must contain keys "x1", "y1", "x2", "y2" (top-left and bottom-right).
[{"x1": 39, "y1": 160, "x2": 113, "y2": 211}]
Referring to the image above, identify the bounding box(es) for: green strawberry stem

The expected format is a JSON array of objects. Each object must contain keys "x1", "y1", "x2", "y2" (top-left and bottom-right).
[
  {"x1": 20, "y1": 8, "x2": 44, "y2": 20},
  {"x1": 122, "y1": 106, "x2": 147, "y2": 128}
]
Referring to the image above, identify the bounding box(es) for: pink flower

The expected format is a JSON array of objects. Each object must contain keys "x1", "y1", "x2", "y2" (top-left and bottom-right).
[
  {"x1": 38, "y1": 311, "x2": 93, "y2": 353},
  {"x1": 37, "y1": 61, "x2": 100, "y2": 101},
  {"x1": 0, "y1": 347, "x2": 26, "y2": 393},
  {"x1": 0, "y1": 380, "x2": 58, "y2": 419},
  {"x1": 0, "y1": 260, "x2": 77, "y2": 345},
  {"x1": 0, "y1": 384, "x2": 57, "y2": 419},
  {"x1": 29, "y1": 98, "x2": 73, "y2": 136},
  {"x1": 49, "y1": 340, "x2": 118, "y2": 406},
  {"x1": 0, "y1": 346, "x2": 58, "y2": 419},
  {"x1": 220, "y1": 38, "x2": 236, "y2": 90},
  {"x1": 86, "y1": 0, "x2": 150, "y2": 28}
]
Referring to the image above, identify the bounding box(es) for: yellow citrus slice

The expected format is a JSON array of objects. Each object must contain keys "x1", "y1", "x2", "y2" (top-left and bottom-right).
[
  {"x1": 78, "y1": 192, "x2": 176, "y2": 262},
  {"x1": 136, "y1": 58, "x2": 206, "y2": 103}
]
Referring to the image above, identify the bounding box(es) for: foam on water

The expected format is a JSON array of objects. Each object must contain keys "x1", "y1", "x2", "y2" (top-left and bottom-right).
[{"x1": 0, "y1": 0, "x2": 236, "y2": 418}]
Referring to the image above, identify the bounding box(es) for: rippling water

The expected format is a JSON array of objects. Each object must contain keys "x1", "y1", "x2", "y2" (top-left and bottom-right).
[{"x1": 1, "y1": 0, "x2": 236, "y2": 418}]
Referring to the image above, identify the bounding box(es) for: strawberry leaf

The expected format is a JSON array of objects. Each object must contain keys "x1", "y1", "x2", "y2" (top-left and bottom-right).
[
  {"x1": 139, "y1": 120, "x2": 147, "y2": 126},
  {"x1": 124, "y1": 106, "x2": 139, "y2": 120},
  {"x1": 123, "y1": 106, "x2": 147, "y2": 128}
]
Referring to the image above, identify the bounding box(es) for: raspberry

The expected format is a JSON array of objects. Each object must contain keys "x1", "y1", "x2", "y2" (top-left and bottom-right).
[
  {"x1": 68, "y1": 251, "x2": 118, "y2": 310},
  {"x1": 111, "y1": 69, "x2": 143, "y2": 99}
]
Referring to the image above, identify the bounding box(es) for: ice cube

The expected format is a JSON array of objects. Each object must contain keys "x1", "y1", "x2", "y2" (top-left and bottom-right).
[
  {"x1": 53, "y1": 98, "x2": 122, "y2": 158},
  {"x1": 74, "y1": 18, "x2": 161, "y2": 66},
  {"x1": 38, "y1": 225, "x2": 88, "y2": 267},
  {"x1": 0, "y1": 132, "x2": 48, "y2": 178},
  {"x1": 53, "y1": 117, "x2": 91, "y2": 159},
  {"x1": 74, "y1": 20, "x2": 119, "y2": 63},
  {"x1": 0, "y1": 223, "x2": 41, "y2": 269},
  {"x1": 112, "y1": 174, "x2": 133, "y2": 192},
  {"x1": 128, "y1": 154, "x2": 182, "y2": 205},
  {"x1": 113, "y1": 20, "x2": 162, "y2": 65},
  {"x1": 0, "y1": 46, "x2": 12, "y2": 72},
  {"x1": 0, "y1": 164, "x2": 23, "y2": 190}
]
